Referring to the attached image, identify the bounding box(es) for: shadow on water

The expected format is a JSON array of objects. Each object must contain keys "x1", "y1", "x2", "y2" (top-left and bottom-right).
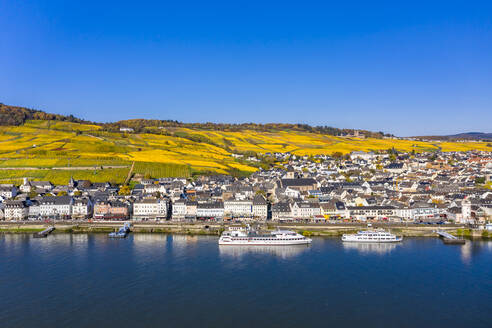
[
  {"x1": 219, "y1": 244, "x2": 311, "y2": 259},
  {"x1": 342, "y1": 241, "x2": 399, "y2": 255}
]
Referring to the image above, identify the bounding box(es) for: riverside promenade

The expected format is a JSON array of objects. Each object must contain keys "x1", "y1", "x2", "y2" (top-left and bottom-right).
[{"x1": 0, "y1": 221, "x2": 486, "y2": 238}]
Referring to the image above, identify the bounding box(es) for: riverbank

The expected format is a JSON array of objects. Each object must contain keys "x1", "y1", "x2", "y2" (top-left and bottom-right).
[{"x1": 1, "y1": 221, "x2": 491, "y2": 239}]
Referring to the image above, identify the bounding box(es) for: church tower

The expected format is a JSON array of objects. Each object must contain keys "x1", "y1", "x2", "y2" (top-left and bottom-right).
[{"x1": 461, "y1": 197, "x2": 472, "y2": 223}]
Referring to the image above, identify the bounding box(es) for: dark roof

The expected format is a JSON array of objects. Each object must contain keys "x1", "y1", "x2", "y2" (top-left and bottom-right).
[
  {"x1": 385, "y1": 163, "x2": 404, "y2": 169},
  {"x1": 253, "y1": 195, "x2": 267, "y2": 205},
  {"x1": 346, "y1": 205, "x2": 395, "y2": 210},
  {"x1": 281, "y1": 178, "x2": 317, "y2": 187},
  {"x1": 295, "y1": 201, "x2": 320, "y2": 208},
  {"x1": 76, "y1": 180, "x2": 92, "y2": 189},
  {"x1": 93, "y1": 192, "x2": 110, "y2": 202},
  {"x1": 335, "y1": 201, "x2": 346, "y2": 210},
  {"x1": 31, "y1": 181, "x2": 53, "y2": 187},
  {"x1": 40, "y1": 196, "x2": 72, "y2": 205},
  {"x1": 4, "y1": 200, "x2": 27, "y2": 208},
  {"x1": 197, "y1": 202, "x2": 224, "y2": 209},
  {"x1": 272, "y1": 202, "x2": 291, "y2": 212},
  {"x1": 74, "y1": 198, "x2": 90, "y2": 205}
]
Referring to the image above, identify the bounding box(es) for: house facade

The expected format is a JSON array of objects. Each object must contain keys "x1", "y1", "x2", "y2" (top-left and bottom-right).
[
  {"x1": 292, "y1": 201, "x2": 321, "y2": 219},
  {"x1": 252, "y1": 196, "x2": 268, "y2": 219},
  {"x1": 271, "y1": 202, "x2": 292, "y2": 221},
  {"x1": 224, "y1": 200, "x2": 253, "y2": 218},
  {"x1": 39, "y1": 196, "x2": 73, "y2": 218},
  {"x1": 172, "y1": 199, "x2": 187, "y2": 219},
  {"x1": 346, "y1": 206, "x2": 396, "y2": 221},
  {"x1": 133, "y1": 198, "x2": 168, "y2": 220},
  {"x1": 4, "y1": 200, "x2": 29, "y2": 220},
  {"x1": 196, "y1": 202, "x2": 224, "y2": 219},
  {"x1": 94, "y1": 201, "x2": 129, "y2": 220},
  {"x1": 72, "y1": 198, "x2": 93, "y2": 219},
  {"x1": 0, "y1": 185, "x2": 18, "y2": 199}
]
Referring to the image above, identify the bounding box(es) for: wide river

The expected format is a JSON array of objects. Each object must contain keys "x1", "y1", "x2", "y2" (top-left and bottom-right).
[{"x1": 1, "y1": 233, "x2": 491, "y2": 328}]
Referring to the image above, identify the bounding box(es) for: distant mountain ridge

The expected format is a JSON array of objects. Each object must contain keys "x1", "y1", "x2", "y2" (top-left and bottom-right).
[
  {"x1": 416, "y1": 132, "x2": 492, "y2": 141},
  {"x1": 449, "y1": 132, "x2": 492, "y2": 139}
]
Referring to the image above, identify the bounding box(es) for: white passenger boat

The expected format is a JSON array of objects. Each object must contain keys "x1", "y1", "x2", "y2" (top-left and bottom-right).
[
  {"x1": 341, "y1": 229, "x2": 402, "y2": 243},
  {"x1": 219, "y1": 226, "x2": 312, "y2": 246}
]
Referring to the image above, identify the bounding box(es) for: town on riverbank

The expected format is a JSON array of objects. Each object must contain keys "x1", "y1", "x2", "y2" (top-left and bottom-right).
[{"x1": 1, "y1": 150, "x2": 492, "y2": 238}]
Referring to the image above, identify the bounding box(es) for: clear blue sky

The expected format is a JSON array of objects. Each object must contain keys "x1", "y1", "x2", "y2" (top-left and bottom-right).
[{"x1": 1, "y1": 1, "x2": 491, "y2": 136}]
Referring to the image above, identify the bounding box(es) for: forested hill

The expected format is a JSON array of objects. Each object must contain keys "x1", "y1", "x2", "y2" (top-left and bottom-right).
[
  {"x1": 0, "y1": 103, "x2": 389, "y2": 138},
  {"x1": 102, "y1": 119, "x2": 390, "y2": 138},
  {"x1": 0, "y1": 103, "x2": 92, "y2": 126}
]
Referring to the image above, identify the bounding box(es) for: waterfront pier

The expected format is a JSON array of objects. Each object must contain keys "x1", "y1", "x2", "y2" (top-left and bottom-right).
[
  {"x1": 33, "y1": 226, "x2": 56, "y2": 238},
  {"x1": 435, "y1": 229, "x2": 466, "y2": 244}
]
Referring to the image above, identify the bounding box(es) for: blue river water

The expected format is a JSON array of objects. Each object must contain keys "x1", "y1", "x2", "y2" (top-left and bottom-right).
[{"x1": 1, "y1": 234, "x2": 491, "y2": 328}]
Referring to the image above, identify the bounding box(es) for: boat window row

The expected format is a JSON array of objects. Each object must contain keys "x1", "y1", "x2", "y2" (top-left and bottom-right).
[{"x1": 358, "y1": 237, "x2": 394, "y2": 240}]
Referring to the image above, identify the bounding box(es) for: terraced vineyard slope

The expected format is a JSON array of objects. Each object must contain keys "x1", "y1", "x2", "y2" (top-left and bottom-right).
[{"x1": 0, "y1": 119, "x2": 490, "y2": 184}]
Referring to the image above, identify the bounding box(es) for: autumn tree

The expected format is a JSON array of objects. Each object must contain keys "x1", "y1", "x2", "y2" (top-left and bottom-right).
[{"x1": 119, "y1": 185, "x2": 131, "y2": 195}]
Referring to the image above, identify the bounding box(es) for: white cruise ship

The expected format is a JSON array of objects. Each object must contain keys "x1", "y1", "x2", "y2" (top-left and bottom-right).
[
  {"x1": 219, "y1": 227, "x2": 312, "y2": 246},
  {"x1": 341, "y1": 229, "x2": 402, "y2": 243}
]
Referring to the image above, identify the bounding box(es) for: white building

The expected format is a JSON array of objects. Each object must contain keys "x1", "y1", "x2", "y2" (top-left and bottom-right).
[
  {"x1": 411, "y1": 205, "x2": 444, "y2": 220},
  {"x1": 252, "y1": 196, "x2": 268, "y2": 219},
  {"x1": 284, "y1": 187, "x2": 301, "y2": 199},
  {"x1": 20, "y1": 179, "x2": 53, "y2": 193},
  {"x1": 72, "y1": 198, "x2": 93, "y2": 219},
  {"x1": 460, "y1": 197, "x2": 473, "y2": 224},
  {"x1": 350, "y1": 151, "x2": 377, "y2": 161},
  {"x1": 224, "y1": 200, "x2": 252, "y2": 217},
  {"x1": 144, "y1": 184, "x2": 167, "y2": 195},
  {"x1": 3, "y1": 200, "x2": 28, "y2": 220},
  {"x1": 39, "y1": 196, "x2": 73, "y2": 218},
  {"x1": 28, "y1": 201, "x2": 41, "y2": 219},
  {"x1": 196, "y1": 202, "x2": 224, "y2": 219},
  {"x1": 185, "y1": 201, "x2": 197, "y2": 217},
  {"x1": 20, "y1": 178, "x2": 31, "y2": 193},
  {"x1": 320, "y1": 201, "x2": 348, "y2": 218},
  {"x1": 346, "y1": 206, "x2": 396, "y2": 221},
  {"x1": 133, "y1": 198, "x2": 168, "y2": 220},
  {"x1": 395, "y1": 207, "x2": 413, "y2": 221},
  {"x1": 172, "y1": 199, "x2": 187, "y2": 219},
  {"x1": 0, "y1": 185, "x2": 17, "y2": 199},
  {"x1": 292, "y1": 202, "x2": 321, "y2": 219},
  {"x1": 271, "y1": 202, "x2": 292, "y2": 221}
]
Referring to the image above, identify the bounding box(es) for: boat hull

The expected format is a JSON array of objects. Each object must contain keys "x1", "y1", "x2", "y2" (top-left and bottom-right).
[
  {"x1": 218, "y1": 239, "x2": 311, "y2": 246},
  {"x1": 443, "y1": 238, "x2": 465, "y2": 245},
  {"x1": 108, "y1": 233, "x2": 128, "y2": 238},
  {"x1": 341, "y1": 239, "x2": 402, "y2": 243}
]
